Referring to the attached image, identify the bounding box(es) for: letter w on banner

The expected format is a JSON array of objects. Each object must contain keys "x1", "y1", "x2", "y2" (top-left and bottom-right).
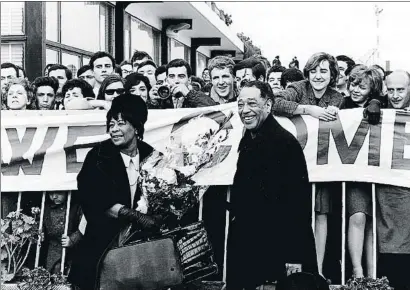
[{"x1": 1, "y1": 106, "x2": 410, "y2": 192}]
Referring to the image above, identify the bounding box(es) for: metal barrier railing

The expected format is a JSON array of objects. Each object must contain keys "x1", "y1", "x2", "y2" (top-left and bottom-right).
[{"x1": 3, "y1": 183, "x2": 379, "y2": 283}]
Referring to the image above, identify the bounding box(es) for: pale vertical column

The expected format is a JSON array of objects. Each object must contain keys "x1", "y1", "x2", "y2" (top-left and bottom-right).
[
  {"x1": 16, "y1": 192, "x2": 22, "y2": 211},
  {"x1": 34, "y1": 192, "x2": 47, "y2": 267},
  {"x1": 312, "y1": 183, "x2": 316, "y2": 233},
  {"x1": 61, "y1": 191, "x2": 72, "y2": 274},
  {"x1": 223, "y1": 186, "x2": 231, "y2": 283},
  {"x1": 341, "y1": 182, "x2": 346, "y2": 285},
  {"x1": 198, "y1": 197, "x2": 204, "y2": 221},
  {"x1": 372, "y1": 183, "x2": 377, "y2": 279}
]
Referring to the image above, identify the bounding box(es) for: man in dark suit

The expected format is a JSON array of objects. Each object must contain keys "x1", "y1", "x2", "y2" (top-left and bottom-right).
[
  {"x1": 226, "y1": 81, "x2": 317, "y2": 289},
  {"x1": 68, "y1": 93, "x2": 161, "y2": 289}
]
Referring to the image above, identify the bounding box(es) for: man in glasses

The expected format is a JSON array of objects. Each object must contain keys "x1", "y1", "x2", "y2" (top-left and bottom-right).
[{"x1": 119, "y1": 60, "x2": 133, "y2": 79}]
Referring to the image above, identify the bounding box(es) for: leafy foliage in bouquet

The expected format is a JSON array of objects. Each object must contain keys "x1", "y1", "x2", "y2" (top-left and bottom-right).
[
  {"x1": 140, "y1": 111, "x2": 234, "y2": 225},
  {"x1": 1, "y1": 208, "x2": 41, "y2": 282},
  {"x1": 340, "y1": 277, "x2": 392, "y2": 290},
  {"x1": 18, "y1": 267, "x2": 69, "y2": 290}
]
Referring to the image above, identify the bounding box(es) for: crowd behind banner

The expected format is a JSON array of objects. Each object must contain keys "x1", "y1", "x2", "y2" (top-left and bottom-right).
[{"x1": 2, "y1": 47, "x2": 410, "y2": 289}]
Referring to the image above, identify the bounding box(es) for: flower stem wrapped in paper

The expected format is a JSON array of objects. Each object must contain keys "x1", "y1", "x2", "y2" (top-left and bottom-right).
[{"x1": 140, "y1": 111, "x2": 234, "y2": 230}]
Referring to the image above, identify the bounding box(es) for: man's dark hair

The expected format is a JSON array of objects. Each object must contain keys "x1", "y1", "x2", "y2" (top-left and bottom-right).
[
  {"x1": 106, "y1": 93, "x2": 148, "y2": 139},
  {"x1": 44, "y1": 63, "x2": 55, "y2": 75},
  {"x1": 336, "y1": 55, "x2": 356, "y2": 72},
  {"x1": 1, "y1": 62, "x2": 19, "y2": 77},
  {"x1": 77, "y1": 65, "x2": 93, "y2": 77},
  {"x1": 155, "y1": 65, "x2": 167, "y2": 79},
  {"x1": 267, "y1": 65, "x2": 286, "y2": 78},
  {"x1": 48, "y1": 64, "x2": 73, "y2": 80},
  {"x1": 242, "y1": 80, "x2": 274, "y2": 101},
  {"x1": 166, "y1": 59, "x2": 192, "y2": 78},
  {"x1": 89, "y1": 51, "x2": 115, "y2": 70},
  {"x1": 281, "y1": 68, "x2": 305, "y2": 88},
  {"x1": 234, "y1": 58, "x2": 267, "y2": 81},
  {"x1": 16, "y1": 65, "x2": 26, "y2": 78},
  {"x1": 114, "y1": 64, "x2": 122, "y2": 75},
  {"x1": 32, "y1": 76, "x2": 59, "y2": 95},
  {"x1": 130, "y1": 50, "x2": 153, "y2": 65},
  {"x1": 120, "y1": 60, "x2": 131, "y2": 66},
  {"x1": 137, "y1": 60, "x2": 158, "y2": 71},
  {"x1": 124, "y1": 72, "x2": 152, "y2": 94},
  {"x1": 62, "y1": 78, "x2": 95, "y2": 99},
  {"x1": 276, "y1": 272, "x2": 329, "y2": 290}
]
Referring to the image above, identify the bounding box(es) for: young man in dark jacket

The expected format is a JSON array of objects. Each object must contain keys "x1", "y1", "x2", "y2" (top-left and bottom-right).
[{"x1": 149, "y1": 59, "x2": 216, "y2": 109}]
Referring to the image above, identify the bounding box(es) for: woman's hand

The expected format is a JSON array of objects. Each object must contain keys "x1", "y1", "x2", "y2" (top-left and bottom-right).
[
  {"x1": 308, "y1": 106, "x2": 337, "y2": 121},
  {"x1": 61, "y1": 235, "x2": 73, "y2": 248},
  {"x1": 326, "y1": 105, "x2": 339, "y2": 115}
]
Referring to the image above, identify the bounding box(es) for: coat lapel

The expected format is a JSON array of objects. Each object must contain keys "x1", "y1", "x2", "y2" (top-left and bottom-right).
[
  {"x1": 96, "y1": 140, "x2": 132, "y2": 207},
  {"x1": 95, "y1": 139, "x2": 155, "y2": 208}
]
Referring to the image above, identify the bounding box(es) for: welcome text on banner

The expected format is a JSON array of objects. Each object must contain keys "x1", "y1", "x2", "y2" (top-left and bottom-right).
[{"x1": 1, "y1": 104, "x2": 410, "y2": 191}]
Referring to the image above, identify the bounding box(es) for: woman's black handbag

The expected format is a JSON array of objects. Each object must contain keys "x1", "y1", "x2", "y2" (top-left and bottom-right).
[{"x1": 98, "y1": 221, "x2": 217, "y2": 290}]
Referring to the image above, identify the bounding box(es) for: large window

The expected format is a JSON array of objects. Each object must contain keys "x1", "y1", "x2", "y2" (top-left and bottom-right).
[
  {"x1": 125, "y1": 14, "x2": 160, "y2": 64},
  {"x1": 45, "y1": 2, "x2": 113, "y2": 72}
]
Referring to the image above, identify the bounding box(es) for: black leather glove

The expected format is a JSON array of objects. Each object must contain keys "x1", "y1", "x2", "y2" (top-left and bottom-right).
[
  {"x1": 363, "y1": 99, "x2": 381, "y2": 125},
  {"x1": 118, "y1": 206, "x2": 160, "y2": 230}
]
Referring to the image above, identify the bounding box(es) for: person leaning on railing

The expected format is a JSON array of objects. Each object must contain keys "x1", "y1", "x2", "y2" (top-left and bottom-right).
[
  {"x1": 375, "y1": 70, "x2": 410, "y2": 290},
  {"x1": 272, "y1": 52, "x2": 342, "y2": 279},
  {"x1": 339, "y1": 65, "x2": 384, "y2": 278}
]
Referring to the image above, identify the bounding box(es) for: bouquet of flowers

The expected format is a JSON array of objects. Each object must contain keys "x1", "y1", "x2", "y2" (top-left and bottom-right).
[{"x1": 139, "y1": 111, "x2": 234, "y2": 228}]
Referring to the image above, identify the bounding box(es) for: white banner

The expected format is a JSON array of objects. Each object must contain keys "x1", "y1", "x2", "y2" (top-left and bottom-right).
[{"x1": 1, "y1": 104, "x2": 410, "y2": 191}]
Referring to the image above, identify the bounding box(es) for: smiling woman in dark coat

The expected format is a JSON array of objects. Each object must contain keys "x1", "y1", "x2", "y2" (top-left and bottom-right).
[{"x1": 68, "y1": 93, "x2": 162, "y2": 290}]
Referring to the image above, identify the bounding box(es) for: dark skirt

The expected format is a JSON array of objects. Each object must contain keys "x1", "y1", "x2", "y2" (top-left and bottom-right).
[
  {"x1": 315, "y1": 182, "x2": 341, "y2": 214},
  {"x1": 347, "y1": 182, "x2": 372, "y2": 217}
]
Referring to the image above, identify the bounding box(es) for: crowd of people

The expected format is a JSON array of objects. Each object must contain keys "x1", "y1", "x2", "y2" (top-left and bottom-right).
[{"x1": 2, "y1": 49, "x2": 410, "y2": 290}]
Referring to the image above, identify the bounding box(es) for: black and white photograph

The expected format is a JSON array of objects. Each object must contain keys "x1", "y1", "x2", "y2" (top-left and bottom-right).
[{"x1": 1, "y1": 1, "x2": 410, "y2": 290}]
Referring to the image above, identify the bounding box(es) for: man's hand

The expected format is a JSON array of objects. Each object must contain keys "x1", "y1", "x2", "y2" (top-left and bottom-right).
[
  {"x1": 363, "y1": 99, "x2": 381, "y2": 125},
  {"x1": 171, "y1": 84, "x2": 190, "y2": 98},
  {"x1": 308, "y1": 106, "x2": 337, "y2": 121},
  {"x1": 88, "y1": 99, "x2": 111, "y2": 110},
  {"x1": 64, "y1": 98, "x2": 93, "y2": 110},
  {"x1": 149, "y1": 85, "x2": 162, "y2": 104},
  {"x1": 61, "y1": 235, "x2": 73, "y2": 248}
]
